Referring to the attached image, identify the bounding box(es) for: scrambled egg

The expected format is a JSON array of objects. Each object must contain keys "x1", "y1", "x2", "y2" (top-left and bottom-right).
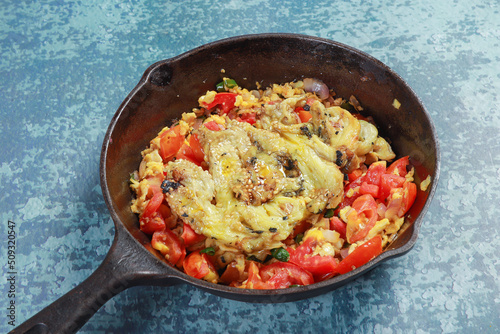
[{"x1": 132, "y1": 80, "x2": 395, "y2": 254}]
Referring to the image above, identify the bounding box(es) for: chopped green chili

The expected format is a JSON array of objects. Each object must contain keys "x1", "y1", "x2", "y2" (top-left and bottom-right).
[
  {"x1": 295, "y1": 233, "x2": 304, "y2": 244},
  {"x1": 216, "y1": 78, "x2": 238, "y2": 92},
  {"x1": 324, "y1": 208, "x2": 335, "y2": 218},
  {"x1": 200, "y1": 247, "x2": 216, "y2": 256},
  {"x1": 271, "y1": 247, "x2": 290, "y2": 262}
]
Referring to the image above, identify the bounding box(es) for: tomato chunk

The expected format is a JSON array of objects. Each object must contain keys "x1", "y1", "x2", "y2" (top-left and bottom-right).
[
  {"x1": 288, "y1": 237, "x2": 339, "y2": 279},
  {"x1": 294, "y1": 107, "x2": 312, "y2": 122},
  {"x1": 183, "y1": 251, "x2": 212, "y2": 279},
  {"x1": 329, "y1": 217, "x2": 347, "y2": 240},
  {"x1": 151, "y1": 228, "x2": 186, "y2": 267},
  {"x1": 180, "y1": 222, "x2": 206, "y2": 248},
  {"x1": 203, "y1": 93, "x2": 237, "y2": 114},
  {"x1": 345, "y1": 194, "x2": 378, "y2": 244},
  {"x1": 159, "y1": 125, "x2": 184, "y2": 161},
  {"x1": 237, "y1": 112, "x2": 257, "y2": 125},
  {"x1": 360, "y1": 182, "x2": 380, "y2": 198},
  {"x1": 188, "y1": 134, "x2": 205, "y2": 162},
  {"x1": 386, "y1": 156, "x2": 410, "y2": 177},
  {"x1": 260, "y1": 262, "x2": 314, "y2": 288},
  {"x1": 176, "y1": 143, "x2": 203, "y2": 166},
  {"x1": 335, "y1": 235, "x2": 383, "y2": 274},
  {"x1": 379, "y1": 173, "x2": 406, "y2": 200},
  {"x1": 141, "y1": 192, "x2": 163, "y2": 219},
  {"x1": 241, "y1": 261, "x2": 270, "y2": 289},
  {"x1": 139, "y1": 193, "x2": 166, "y2": 234},
  {"x1": 204, "y1": 120, "x2": 224, "y2": 131}
]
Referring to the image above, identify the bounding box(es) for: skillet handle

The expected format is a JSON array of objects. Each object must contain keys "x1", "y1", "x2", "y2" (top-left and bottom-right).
[{"x1": 10, "y1": 225, "x2": 174, "y2": 334}]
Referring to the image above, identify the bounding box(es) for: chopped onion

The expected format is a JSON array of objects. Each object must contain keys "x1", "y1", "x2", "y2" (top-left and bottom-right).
[
  {"x1": 322, "y1": 229, "x2": 340, "y2": 243},
  {"x1": 303, "y1": 78, "x2": 330, "y2": 100}
]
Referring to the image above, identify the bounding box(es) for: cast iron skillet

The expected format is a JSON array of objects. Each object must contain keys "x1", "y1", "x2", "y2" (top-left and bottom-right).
[{"x1": 13, "y1": 33, "x2": 440, "y2": 334}]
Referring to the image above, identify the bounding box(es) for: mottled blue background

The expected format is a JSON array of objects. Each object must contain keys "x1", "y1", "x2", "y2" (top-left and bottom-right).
[{"x1": 1, "y1": 0, "x2": 499, "y2": 333}]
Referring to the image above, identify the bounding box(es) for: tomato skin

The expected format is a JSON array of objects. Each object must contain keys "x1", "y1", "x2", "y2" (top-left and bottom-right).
[
  {"x1": 176, "y1": 143, "x2": 203, "y2": 166},
  {"x1": 159, "y1": 125, "x2": 184, "y2": 161},
  {"x1": 180, "y1": 222, "x2": 206, "y2": 248},
  {"x1": 288, "y1": 238, "x2": 339, "y2": 279},
  {"x1": 241, "y1": 261, "x2": 270, "y2": 289},
  {"x1": 203, "y1": 92, "x2": 237, "y2": 114},
  {"x1": 335, "y1": 235, "x2": 383, "y2": 274},
  {"x1": 348, "y1": 168, "x2": 364, "y2": 182},
  {"x1": 345, "y1": 194, "x2": 378, "y2": 244},
  {"x1": 360, "y1": 182, "x2": 380, "y2": 198},
  {"x1": 204, "y1": 120, "x2": 224, "y2": 131},
  {"x1": 188, "y1": 134, "x2": 205, "y2": 162},
  {"x1": 363, "y1": 161, "x2": 386, "y2": 187},
  {"x1": 140, "y1": 193, "x2": 166, "y2": 234},
  {"x1": 141, "y1": 192, "x2": 163, "y2": 219},
  {"x1": 329, "y1": 217, "x2": 347, "y2": 240},
  {"x1": 399, "y1": 181, "x2": 417, "y2": 216},
  {"x1": 151, "y1": 228, "x2": 186, "y2": 267},
  {"x1": 260, "y1": 262, "x2": 314, "y2": 288},
  {"x1": 140, "y1": 212, "x2": 166, "y2": 234},
  {"x1": 183, "y1": 251, "x2": 212, "y2": 279},
  {"x1": 145, "y1": 175, "x2": 164, "y2": 198},
  {"x1": 386, "y1": 156, "x2": 410, "y2": 177},
  {"x1": 294, "y1": 107, "x2": 312, "y2": 122},
  {"x1": 237, "y1": 112, "x2": 257, "y2": 125},
  {"x1": 385, "y1": 181, "x2": 417, "y2": 219},
  {"x1": 379, "y1": 173, "x2": 406, "y2": 200}
]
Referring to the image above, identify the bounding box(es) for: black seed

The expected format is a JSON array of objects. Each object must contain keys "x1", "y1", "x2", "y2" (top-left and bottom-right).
[
  {"x1": 300, "y1": 125, "x2": 312, "y2": 138},
  {"x1": 335, "y1": 150, "x2": 343, "y2": 166},
  {"x1": 161, "y1": 180, "x2": 181, "y2": 193},
  {"x1": 269, "y1": 227, "x2": 278, "y2": 233}
]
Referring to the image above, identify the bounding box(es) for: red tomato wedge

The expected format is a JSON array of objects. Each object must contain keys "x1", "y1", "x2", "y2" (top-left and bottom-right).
[
  {"x1": 386, "y1": 181, "x2": 417, "y2": 218},
  {"x1": 237, "y1": 112, "x2": 257, "y2": 125},
  {"x1": 335, "y1": 235, "x2": 383, "y2": 274},
  {"x1": 359, "y1": 182, "x2": 380, "y2": 198},
  {"x1": 294, "y1": 107, "x2": 312, "y2": 123},
  {"x1": 379, "y1": 173, "x2": 406, "y2": 200},
  {"x1": 241, "y1": 262, "x2": 270, "y2": 289},
  {"x1": 159, "y1": 125, "x2": 184, "y2": 161},
  {"x1": 345, "y1": 194, "x2": 378, "y2": 244},
  {"x1": 203, "y1": 92, "x2": 237, "y2": 114},
  {"x1": 188, "y1": 134, "x2": 205, "y2": 162},
  {"x1": 204, "y1": 120, "x2": 224, "y2": 131},
  {"x1": 363, "y1": 161, "x2": 386, "y2": 187},
  {"x1": 288, "y1": 237, "x2": 339, "y2": 278},
  {"x1": 386, "y1": 156, "x2": 410, "y2": 177},
  {"x1": 329, "y1": 217, "x2": 347, "y2": 240},
  {"x1": 151, "y1": 228, "x2": 186, "y2": 267},
  {"x1": 180, "y1": 222, "x2": 206, "y2": 247},
  {"x1": 183, "y1": 250, "x2": 215, "y2": 279},
  {"x1": 139, "y1": 212, "x2": 166, "y2": 235},
  {"x1": 176, "y1": 143, "x2": 202, "y2": 166},
  {"x1": 260, "y1": 262, "x2": 314, "y2": 288},
  {"x1": 141, "y1": 192, "x2": 163, "y2": 219}
]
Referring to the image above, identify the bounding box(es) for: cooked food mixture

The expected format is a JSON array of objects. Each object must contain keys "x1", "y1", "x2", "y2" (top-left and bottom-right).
[{"x1": 130, "y1": 77, "x2": 421, "y2": 289}]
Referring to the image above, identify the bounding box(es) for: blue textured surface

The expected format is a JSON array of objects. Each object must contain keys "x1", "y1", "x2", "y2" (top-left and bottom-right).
[{"x1": 1, "y1": 0, "x2": 499, "y2": 333}]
